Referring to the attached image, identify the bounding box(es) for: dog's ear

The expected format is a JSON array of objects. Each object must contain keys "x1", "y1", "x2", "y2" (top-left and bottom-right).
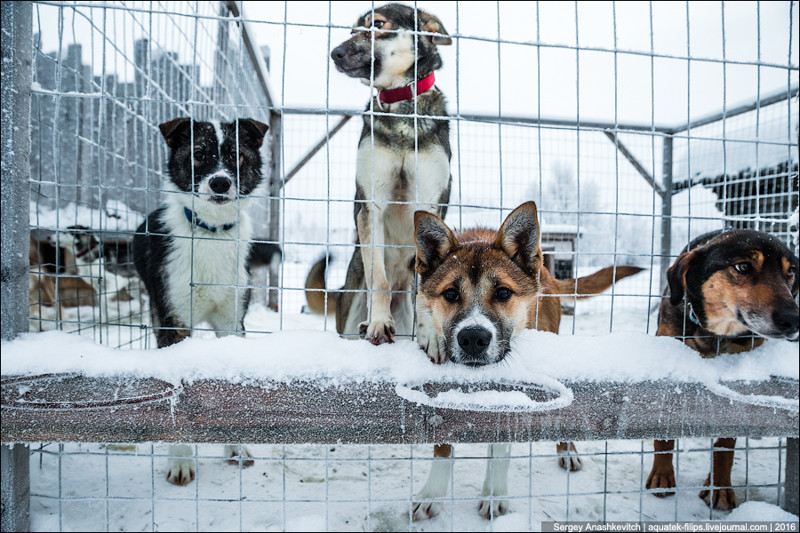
[
  {"x1": 237, "y1": 118, "x2": 269, "y2": 148},
  {"x1": 159, "y1": 118, "x2": 192, "y2": 148},
  {"x1": 415, "y1": 211, "x2": 458, "y2": 276},
  {"x1": 418, "y1": 10, "x2": 452, "y2": 45},
  {"x1": 494, "y1": 202, "x2": 541, "y2": 270},
  {"x1": 666, "y1": 251, "x2": 697, "y2": 306}
]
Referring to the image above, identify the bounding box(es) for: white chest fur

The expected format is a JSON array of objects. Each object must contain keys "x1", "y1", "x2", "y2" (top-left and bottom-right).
[
  {"x1": 356, "y1": 142, "x2": 450, "y2": 248},
  {"x1": 160, "y1": 204, "x2": 253, "y2": 329}
]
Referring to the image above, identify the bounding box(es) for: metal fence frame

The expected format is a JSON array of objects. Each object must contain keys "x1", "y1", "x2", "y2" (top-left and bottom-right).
[{"x1": 2, "y1": 1, "x2": 799, "y2": 531}]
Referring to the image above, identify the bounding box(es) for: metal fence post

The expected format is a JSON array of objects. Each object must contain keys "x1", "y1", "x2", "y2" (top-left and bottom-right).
[
  {"x1": 267, "y1": 111, "x2": 283, "y2": 311},
  {"x1": 784, "y1": 438, "x2": 799, "y2": 515},
  {"x1": 1, "y1": 3, "x2": 33, "y2": 531},
  {"x1": 659, "y1": 135, "x2": 673, "y2": 292}
]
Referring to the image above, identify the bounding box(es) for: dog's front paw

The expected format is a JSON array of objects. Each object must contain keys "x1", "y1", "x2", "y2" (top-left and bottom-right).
[
  {"x1": 700, "y1": 475, "x2": 737, "y2": 510},
  {"x1": 224, "y1": 445, "x2": 255, "y2": 467},
  {"x1": 417, "y1": 323, "x2": 447, "y2": 364},
  {"x1": 646, "y1": 464, "x2": 676, "y2": 497},
  {"x1": 558, "y1": 455, "x2": 583, "y2": 472},
  {"x1": 166, "y1": 458, "x2": 195, "y2": 486},
  {"x1": 557, "y1": 442, "x2": 583, "y2": 472},
  {"x1": 411, "y1": 500, "x2": 441, "y2": 521},
  {"x1": 359, "y1": 319, "x2": 395, "y2": 345},
  {"x1": 478, "y1": 498, "x2": 508, "y2": 520}
]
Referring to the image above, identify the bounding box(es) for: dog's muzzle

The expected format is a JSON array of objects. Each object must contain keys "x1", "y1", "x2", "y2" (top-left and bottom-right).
[
  {"x1": 456, "y1": 326, "x2": 493, "y2": 366},
  {"x1": 772, "y1": 308, "x2": 800, "y2": 341},
  {"x1": 202, "y1": 174, "x2": 235, "y2": 204},
  {"x1": 330, "y1": 41, "x2": 375, "y2": 78},
  {"x1": 209, "y1": 176, "x2": 231, "y2": 194}
]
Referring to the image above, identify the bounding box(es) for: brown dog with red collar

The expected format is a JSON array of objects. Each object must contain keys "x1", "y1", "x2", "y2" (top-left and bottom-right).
[{"x1": 647, "y1": 229, "x2": 799, "y2": 510}]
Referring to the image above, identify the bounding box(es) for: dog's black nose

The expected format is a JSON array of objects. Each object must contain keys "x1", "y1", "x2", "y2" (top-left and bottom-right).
[
  {"x1": 773, "y1": 308, "x2": 800, "y2": 336},
  {"x1": 457, "y1": 327, "x2": 492, "y2": 357},
  {"x1": 209, "y1": 176, "x2": 231, "y2": 194},
  {"x1": 331, "y1": 45, "x2": 346, "y2": 62}
]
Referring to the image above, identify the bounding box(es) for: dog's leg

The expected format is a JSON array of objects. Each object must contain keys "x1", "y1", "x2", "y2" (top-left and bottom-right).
[
  {"x1": 209, "y1": 296, "x2": 248, "y2": 338},
  {"x1": 356, "y1": 203, "x2": 395, "y2": 344},
  {"x1": 412, "y1": 444, "x2": 452, "y2": 521},
  {"x1": 699, "y1": 438, "x2": 737, "y2": 510},
  {"x1": 154, "y1": 316, "x2": 190, "y2": 348},
  {"x1": 166, "y1": 444, "x2": 196, "y2": 486},
  {"x1": 646, "y1": 439, "x2": 677, "y2": 497},
  {"x1": 557, "y1": 441, "x2": 583, "y2": 471},
  {"x1": 223, "y1": 444, "x2": 255, "y2": 467},
  {"x1": 354, "y1": 144, "x2": 405, "y2": 345},
  {"x1": 415, "y1": 297, "x2": 446, "y2": 363},
  {"x1": 478, "y1": 443, "x2": 511, "y2": 519},
  {"x1": 342, "y1": 290, "x2": 367, "y2": 338},
  {"x1": 337, "y1": 247, "x2": 366, "y2": 337},
  {"x1": 390, "y1": 265, "x2": 415, "y2": 340}
]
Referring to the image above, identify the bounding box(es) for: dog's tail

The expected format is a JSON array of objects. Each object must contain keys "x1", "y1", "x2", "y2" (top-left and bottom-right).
[
  {"x1": 554, "y1": 265, "x2": 644, "y2": 298},
  {"x1": 304, "y1": 256, "x2": 339, "y2": 315}
]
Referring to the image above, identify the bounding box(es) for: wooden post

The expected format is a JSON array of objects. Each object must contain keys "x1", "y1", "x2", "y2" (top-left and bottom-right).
[
  {"x1": 1, "y1": 445, "x2": 30, "y2": 532},
  {"x1": 1, "y1": 3, "x2": 33, "y2": 530}
]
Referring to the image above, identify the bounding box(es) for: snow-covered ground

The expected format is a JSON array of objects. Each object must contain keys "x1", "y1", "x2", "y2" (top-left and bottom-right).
[{"x1": 24, "y1": 436, "x2": 795, "y2": 532}]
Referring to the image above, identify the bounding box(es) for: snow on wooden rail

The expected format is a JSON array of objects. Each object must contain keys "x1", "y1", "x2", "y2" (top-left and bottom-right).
[{"x1": 1, "y1": 330, "x2": 797, "y2": 443}]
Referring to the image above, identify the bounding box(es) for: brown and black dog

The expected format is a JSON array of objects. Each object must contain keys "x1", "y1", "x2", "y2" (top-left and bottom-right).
[
  {"x1": 411, "y1": 201, "x2": 643, "y2": 519},
  {"x1": 305, "y1": 3, "x2": 452, "y2": 345},
  {"x1": 646, "y1": 229, "x2": 799, "y2": 510}
]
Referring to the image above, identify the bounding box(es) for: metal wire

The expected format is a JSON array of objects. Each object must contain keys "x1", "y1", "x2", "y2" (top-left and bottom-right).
[{"x1": 15, "y1": 1, "x2": 800, "y2": 531}]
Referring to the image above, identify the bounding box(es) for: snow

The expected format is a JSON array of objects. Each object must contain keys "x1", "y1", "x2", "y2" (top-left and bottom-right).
[
  {"x1": 24, "y1": 438, "x2": 796, "y2": 531},
  {"x1": 394, "y1": 375, "x2": 573, "y2": 413},
  {"x1": 4, "y1": 322, "x2": 798, "y2": 394},
  {"x1": 29, "y1": 200, "x2": 144, "y2": 234},
  {"x1": 726, "y1": 501, "x2": 799, "y2": 522},
  {"x1": 9, "y1": 302, "x2": 799, "y2": 532},
  {"x1": 9, "y1": 301, "x2": 798, "y2": 530}
]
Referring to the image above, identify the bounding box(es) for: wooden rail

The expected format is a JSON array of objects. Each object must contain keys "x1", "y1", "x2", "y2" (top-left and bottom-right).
[{"x1": 2, "y1": 375, "x2": 797, "y2": 444}]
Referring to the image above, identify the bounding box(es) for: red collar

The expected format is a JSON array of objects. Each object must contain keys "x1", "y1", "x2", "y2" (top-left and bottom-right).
[
  {"x1": 75, "y1": 242, "x2": 99, "y2": 259},
  {"x1": 378, "y1": 72, "x2": 436, "y2": 104}
]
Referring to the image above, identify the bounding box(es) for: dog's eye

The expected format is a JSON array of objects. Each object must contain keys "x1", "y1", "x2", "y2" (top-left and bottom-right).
[
  {"x1": 194, "y1": 152, "x2": 206, "y2": 162},
  {"x1": 494, "y1": 287, "x2": 512, "y2": 302},
  {"x1": 442, "y1": 288, "x2": 459, "y2": 303},
  {"x1": 734, "y1": 262, "x2": 752, "y2": 273},
  {"x1": 787, "y1": 266, "x2": 797, "y2": 279},
  {"x1": 373, "y1": 20, "x2": 385, "y2": 29}
]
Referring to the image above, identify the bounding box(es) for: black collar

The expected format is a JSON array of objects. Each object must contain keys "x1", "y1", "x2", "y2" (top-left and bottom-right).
[{"x1": 184, "y1": 207, "x2": 235, "y2": 233}]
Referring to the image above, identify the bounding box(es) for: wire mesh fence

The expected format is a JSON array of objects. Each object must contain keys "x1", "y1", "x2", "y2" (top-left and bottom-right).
[
  {"x1": 2, "y1": 0, "x2": 799, "y2": 531},
  {"x1": 23, "y1": 438, "x2": 791, "y2": 531}
]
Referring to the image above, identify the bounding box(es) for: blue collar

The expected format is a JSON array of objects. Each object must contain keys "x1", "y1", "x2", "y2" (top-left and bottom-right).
[
  {"x1": 184, "y1": 206, "x2": 235, "y2": 233},
  {"x1": 686, "y1": 300, "x2": 702, "y2": 327}
]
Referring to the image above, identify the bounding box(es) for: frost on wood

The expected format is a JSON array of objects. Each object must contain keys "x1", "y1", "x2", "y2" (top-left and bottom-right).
[
  {"x1": 1, "y1": 374, "x2": 797, "y2": 444},
  {"x1": 1, "y1": 2, "x2": 32, "y2": 341}
]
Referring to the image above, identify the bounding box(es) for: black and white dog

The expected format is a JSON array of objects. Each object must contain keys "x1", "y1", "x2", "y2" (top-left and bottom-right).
[{"x1": 133, "y1": 117, "x2": 268, "y2": 485}]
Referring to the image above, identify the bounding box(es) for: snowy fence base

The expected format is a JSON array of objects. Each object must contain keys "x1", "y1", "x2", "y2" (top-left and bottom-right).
[
  {"x1": 2, "y1": 376, "x2": 796, "y2": 443},
  {"x1": 2, "y1": 375, "x2": 798, "y2": 521}
]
